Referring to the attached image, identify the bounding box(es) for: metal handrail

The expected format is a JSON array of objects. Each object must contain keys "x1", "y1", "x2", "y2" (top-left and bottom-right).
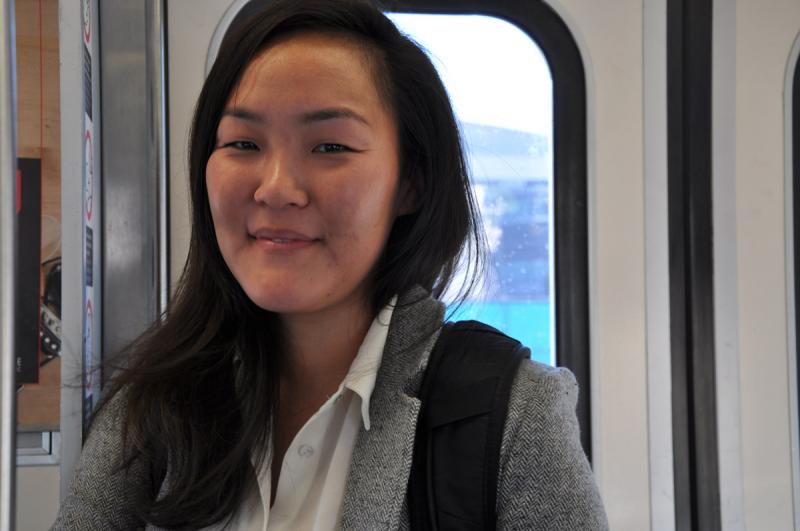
[
  {"x1": 0, "y1": 0, "x2": 17, "y2": 528},
  {"x1": 145, "y1": 0, "x2": 169, "y2": 316}
]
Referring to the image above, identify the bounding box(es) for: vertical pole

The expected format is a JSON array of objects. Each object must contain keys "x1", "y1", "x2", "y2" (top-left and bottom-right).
[
  {"x1": 0, "y1": 0, "x2": 16, "y2": 528},
  {"x1": 145, "y1": 0, "x2": 169, "y2": 316},
  {"x1": 668, "y1": 0, "x2": 720, "y2": 527},
  {"x1": 58, "y1": 0, "x2": 86, "y2": 495}
]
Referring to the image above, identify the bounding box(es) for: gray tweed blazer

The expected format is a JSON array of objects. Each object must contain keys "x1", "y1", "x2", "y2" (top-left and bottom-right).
[{"x1": 52, "y1": 288, "x2": 609, "y2": 530}]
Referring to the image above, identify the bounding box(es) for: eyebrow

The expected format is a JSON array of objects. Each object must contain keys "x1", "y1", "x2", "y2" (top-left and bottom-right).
[
  {"x1": 220, "y1": 108, "x2": 263, "y2": 124},
  {"x1": 300, "y1": 108, "x2": 371, "y2": 127},
  {"x1": 220, "y1": 107, "x2": 371, "y2": 127}
]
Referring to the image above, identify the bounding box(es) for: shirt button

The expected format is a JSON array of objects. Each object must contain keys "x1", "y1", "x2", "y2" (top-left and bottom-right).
[{"x1": 298, "y1": 444, "x2": 314, "y2": 458}]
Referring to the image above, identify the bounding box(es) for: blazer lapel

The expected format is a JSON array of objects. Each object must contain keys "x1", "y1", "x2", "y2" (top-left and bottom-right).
[{"x1": 339, "y1": 288, "x2": 444, "y2": 530}]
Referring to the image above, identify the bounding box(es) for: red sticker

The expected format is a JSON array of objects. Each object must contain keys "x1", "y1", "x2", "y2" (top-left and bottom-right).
[{"x1": 83, "y1": 0, "x2": 91, "y2": 45}]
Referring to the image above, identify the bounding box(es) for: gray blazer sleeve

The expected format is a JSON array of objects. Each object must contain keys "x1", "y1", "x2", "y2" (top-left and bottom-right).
[
  {"x1": 496, "y1": 361, "x2": 609, "y2": 530},
  {"x1": 51, "y1": 392, "x2": 151, "y2": 531}
]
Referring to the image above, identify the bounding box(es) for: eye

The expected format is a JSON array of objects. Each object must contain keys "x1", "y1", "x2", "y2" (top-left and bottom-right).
[
  {"x1": 312, "y1": 143, "x2": 351, "y2": 154},
  {"x1": 221, "y1": 140, "x2": 258, "y2": 151}
]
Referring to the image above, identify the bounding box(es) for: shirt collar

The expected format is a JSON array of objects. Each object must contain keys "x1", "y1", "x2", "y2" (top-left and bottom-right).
[{"x1": 340, "y1": 296, "x2": 396, "y2": 431}]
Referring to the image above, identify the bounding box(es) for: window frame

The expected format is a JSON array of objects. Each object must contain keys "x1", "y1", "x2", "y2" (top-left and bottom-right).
[{"x1": 794, "y1": 44, "x2": 800, "y2": 510}]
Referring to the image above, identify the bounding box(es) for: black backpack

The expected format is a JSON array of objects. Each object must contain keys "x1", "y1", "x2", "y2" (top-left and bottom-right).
[{"x1": 408, "y1": 320, "x2": 529, "y2": 531}]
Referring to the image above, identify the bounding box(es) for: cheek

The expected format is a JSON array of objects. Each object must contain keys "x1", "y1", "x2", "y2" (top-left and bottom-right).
[
  {"x1": 205, "y1": 157, "x2": 246, "y2": 226},
  {"x1": 361, "y1": 169, "x2": 402, "y2": 230},
  {"x1": 325, "y1": 174, "x2": 400, "y2": 243},
  {"x1": 205, "y1": 158, "x2": 225, "y2": 216}
]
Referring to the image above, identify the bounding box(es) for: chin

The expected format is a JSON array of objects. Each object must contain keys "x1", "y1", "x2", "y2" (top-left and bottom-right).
[
  {"x1": 242, "y1": 284, "x2": 320, "y2": 315},
  {"x1": 247, "y1": 292, "x2": 305, "y2": 314}
]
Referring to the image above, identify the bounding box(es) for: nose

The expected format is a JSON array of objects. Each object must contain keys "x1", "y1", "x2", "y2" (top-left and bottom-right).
[{"x1": 252, "y1": 153, "x2": 310, "y2": 209}]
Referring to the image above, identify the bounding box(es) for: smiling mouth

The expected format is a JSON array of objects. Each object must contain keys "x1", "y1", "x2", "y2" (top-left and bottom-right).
[
  {"x1": 250, "y1": 233, "x2": 320, "y2": 251},
  {"x1": 254, "y1": 238, "x2": 319, "y2": 254}
]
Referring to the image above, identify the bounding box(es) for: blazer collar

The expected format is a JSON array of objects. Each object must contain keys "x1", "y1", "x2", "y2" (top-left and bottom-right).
[{"x1": 339, "y1": 287, "x2": 445, "y2": 529}]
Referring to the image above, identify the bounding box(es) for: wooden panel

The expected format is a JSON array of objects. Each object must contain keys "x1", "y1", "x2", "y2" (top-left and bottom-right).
[{"x1": 15, "y1": 0, "x2": 61, "y2": 431}]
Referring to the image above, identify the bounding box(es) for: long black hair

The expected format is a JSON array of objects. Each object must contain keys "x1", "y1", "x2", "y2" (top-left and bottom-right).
[{"x1": 101, "y1": 0, "x2": 485, "y2": 527}]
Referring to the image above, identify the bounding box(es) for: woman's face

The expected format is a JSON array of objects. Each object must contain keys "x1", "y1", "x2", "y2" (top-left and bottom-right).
[{"x1": 206, "y1": 32, "x2": 408, "y2": 318}]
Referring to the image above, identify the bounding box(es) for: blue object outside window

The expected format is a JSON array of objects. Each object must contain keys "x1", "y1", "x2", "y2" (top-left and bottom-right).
[{"x1": 389, "y1": 13, "x2": 555, "y2": 365}]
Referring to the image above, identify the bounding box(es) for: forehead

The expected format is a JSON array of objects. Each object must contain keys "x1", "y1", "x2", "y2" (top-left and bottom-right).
[{"x1": 227, "y1": 31, "x2": 386, "y2": 112}]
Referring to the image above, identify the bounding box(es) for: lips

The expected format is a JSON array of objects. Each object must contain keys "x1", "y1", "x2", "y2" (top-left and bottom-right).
[{"x1": 249, "y1": 228, "x2": 319, "y2": 250}]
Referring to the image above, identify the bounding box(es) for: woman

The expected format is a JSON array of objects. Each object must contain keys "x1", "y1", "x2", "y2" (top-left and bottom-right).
[{"x1": 53, "y1": 1, "x2": 608, "y2": 529}]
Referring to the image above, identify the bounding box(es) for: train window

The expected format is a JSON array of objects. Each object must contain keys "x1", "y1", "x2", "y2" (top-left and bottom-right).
[{"x1": 388, "y1": 13, "x2": 555, "y2": 365}]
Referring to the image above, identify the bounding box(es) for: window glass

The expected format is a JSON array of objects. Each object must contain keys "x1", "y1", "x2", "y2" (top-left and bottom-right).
[{"x1": 388, "y1": 13, "x2": 555, "y2": 365}]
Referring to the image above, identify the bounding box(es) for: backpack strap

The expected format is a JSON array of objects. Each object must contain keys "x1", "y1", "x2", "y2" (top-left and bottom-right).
[{"x1": 408, "y1": 320, "x2": 529, "y2": 531}]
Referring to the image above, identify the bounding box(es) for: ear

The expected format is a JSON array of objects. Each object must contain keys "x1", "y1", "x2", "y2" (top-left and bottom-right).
[{"x1": 395, "y1": 178, "x2": 419, "y2": 216}]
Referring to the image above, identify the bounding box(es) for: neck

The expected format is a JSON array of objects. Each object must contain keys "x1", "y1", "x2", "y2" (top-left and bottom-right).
[{"x1": 279, "y1": 295, "x2": 373, "y2": 393}]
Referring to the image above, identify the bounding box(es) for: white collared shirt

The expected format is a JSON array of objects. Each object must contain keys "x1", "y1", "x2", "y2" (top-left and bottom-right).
[{"x1": 219, "y1": 299, "x2": 395, "y2": 531}]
